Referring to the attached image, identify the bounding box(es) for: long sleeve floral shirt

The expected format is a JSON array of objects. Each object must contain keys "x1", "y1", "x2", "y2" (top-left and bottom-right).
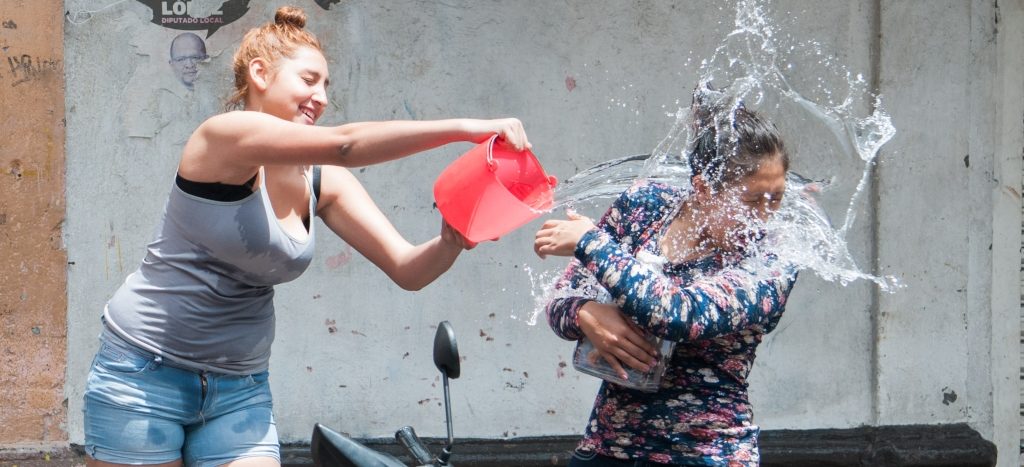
[{"x1": 546, "y1": 182, "x2": 797, "y2": 466}]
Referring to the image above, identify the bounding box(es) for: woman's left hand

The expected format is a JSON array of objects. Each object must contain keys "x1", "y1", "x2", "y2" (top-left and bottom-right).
[
  {"x1": 533, "y1": 210, "x2": 596, "y2": 259},
  {"x1": 441, "y1": 219, "x2": 478, "y2": 250},
  {"x1": 577, "y1": 302, "x2": 658, "y2": 379}
]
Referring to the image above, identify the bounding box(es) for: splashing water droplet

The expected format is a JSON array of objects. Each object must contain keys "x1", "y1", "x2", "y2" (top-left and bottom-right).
[{"x1": 525, "y1": 0, "x2": 901, "y2": 319}]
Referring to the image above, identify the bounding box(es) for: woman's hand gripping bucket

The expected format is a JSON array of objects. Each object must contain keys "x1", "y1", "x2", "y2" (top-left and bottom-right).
[{"x1": 434, "y1": 135, "x2": 558, "y2": 243}]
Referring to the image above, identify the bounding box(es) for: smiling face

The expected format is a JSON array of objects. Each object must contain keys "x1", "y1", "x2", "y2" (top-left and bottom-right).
[
  {"x1": 695, "y1": 153, "x2": 787, "y2": 252},
  {"x1": 249, "y1": 46, "x2": 330, "y2": 125}
]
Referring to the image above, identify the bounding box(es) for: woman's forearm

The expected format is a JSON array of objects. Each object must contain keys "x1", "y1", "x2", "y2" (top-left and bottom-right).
[
  {"x1": 575, "y1": 229, "x2": 795, "y2": 341},
  {"x1": 387, "y1": 235, "x2": 463, "y2": 291},
  {"x1": 330, "y1": 119, "x2": 476, "y2": 167}
]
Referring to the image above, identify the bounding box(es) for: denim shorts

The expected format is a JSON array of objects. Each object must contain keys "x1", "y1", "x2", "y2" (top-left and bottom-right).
[{"x1": 83, "y1": 330, "x2": 279, "y2": 466}]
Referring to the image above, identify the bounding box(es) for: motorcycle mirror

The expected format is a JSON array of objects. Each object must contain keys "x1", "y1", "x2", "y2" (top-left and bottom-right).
[{"x1": 433, "y1": 321, "x2": 460, "y2": 379}]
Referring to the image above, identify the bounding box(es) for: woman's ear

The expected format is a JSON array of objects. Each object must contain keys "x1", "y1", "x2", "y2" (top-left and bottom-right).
[
  {"x1": 691, "y1": 175, "x2": 713, "y2": 203},
  {"x1": 248, "y1": 57, "x2": 272, "y2": 93}
]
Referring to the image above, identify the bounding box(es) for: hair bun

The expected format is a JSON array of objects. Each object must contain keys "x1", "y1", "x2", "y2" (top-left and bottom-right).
[
  {"x1": 690, "y1": 82, "x2": 726, "y2": 125},
  {"x1": 275, "y1": 6, "x2": 307, "y2": 29}
]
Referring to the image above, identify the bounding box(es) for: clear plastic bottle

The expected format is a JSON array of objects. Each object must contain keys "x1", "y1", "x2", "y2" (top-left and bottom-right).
[{"x1": 571, "y1": 280, "x2": 675, "y2": 393}]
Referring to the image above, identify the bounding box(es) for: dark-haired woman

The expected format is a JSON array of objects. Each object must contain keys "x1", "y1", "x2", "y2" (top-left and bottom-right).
[
  {"x1": 534, "y1": 95, "x2": 797, "y2": 466},
  {"x1": 83, "y1": 6, "x2": 531, "y2": 467}
]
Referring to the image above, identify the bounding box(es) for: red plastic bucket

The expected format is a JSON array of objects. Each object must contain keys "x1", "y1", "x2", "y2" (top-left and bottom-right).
[{"x1": 434, "y1": 135, "x2": 558, "y2": 243}]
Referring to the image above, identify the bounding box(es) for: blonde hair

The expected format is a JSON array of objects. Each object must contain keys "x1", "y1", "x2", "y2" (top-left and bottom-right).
[{"x1": 226, "y1": 6, "x2": 323, "y2": 109}]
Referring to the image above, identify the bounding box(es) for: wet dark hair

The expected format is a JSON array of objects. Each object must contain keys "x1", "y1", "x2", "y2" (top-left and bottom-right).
[{"x1": 687, "y1": 83, "x2": 789, "y2": 188}]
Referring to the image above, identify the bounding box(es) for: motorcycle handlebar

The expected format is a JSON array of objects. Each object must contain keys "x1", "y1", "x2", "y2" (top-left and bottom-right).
[{"x1": 395, "y1": 426, "x2": 434, "y2": 465}]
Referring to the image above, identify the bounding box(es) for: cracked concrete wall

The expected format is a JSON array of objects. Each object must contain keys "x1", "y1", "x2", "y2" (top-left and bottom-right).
[
  {"x1": 0, "y1": 0, "x2": 67, "y2": 450},
  {"x1": 45, "y1": 1, "x2": 1022, "y2": 465}
]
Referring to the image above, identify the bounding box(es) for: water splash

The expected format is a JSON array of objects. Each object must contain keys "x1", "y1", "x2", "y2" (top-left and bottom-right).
[
  {"x1": 518, "y1": 265, "x2": 563, "y2": 326},
  {"x1": 525, "y1": 0, "x2": 900, "y2": 324}
]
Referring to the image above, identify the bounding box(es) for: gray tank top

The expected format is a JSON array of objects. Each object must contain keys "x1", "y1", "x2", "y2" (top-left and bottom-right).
[{"x1": 104, "y1": 168, "x2": 317, "y2": 374}]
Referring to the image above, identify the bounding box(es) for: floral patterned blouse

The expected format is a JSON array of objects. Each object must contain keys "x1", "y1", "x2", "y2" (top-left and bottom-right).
[{"x1": 546, "y1": 182, "x2": 797, "y2": 466}]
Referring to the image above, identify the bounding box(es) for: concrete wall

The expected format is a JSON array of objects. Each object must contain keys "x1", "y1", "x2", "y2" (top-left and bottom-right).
[
  {"x1": 875, "y1": 2, "x2": 1022, "y2": 463},
  {"x1": 0, "y1": 0, "x2": 1010, "y2": 464},
  {"x1": 0, "y1": 0, "x2": 67, "y2": 452}
]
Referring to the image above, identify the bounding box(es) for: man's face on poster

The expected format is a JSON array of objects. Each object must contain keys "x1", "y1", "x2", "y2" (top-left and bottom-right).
[{"x1": 169, "y1": 33, "x2": 208, "y2": 89}]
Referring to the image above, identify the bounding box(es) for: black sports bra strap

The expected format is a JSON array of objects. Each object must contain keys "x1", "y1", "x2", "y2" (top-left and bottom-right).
[{"x1": 175, "y1": 172, "x2": 257, "y2": 202}]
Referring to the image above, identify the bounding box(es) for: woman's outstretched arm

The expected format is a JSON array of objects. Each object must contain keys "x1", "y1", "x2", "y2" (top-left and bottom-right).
[
  {"x1": 179, "y1": 113, "x2": 529, "y2": 184},
  {"x1": 315, "y1": 165, "x2": 473, "y2": 291}
]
